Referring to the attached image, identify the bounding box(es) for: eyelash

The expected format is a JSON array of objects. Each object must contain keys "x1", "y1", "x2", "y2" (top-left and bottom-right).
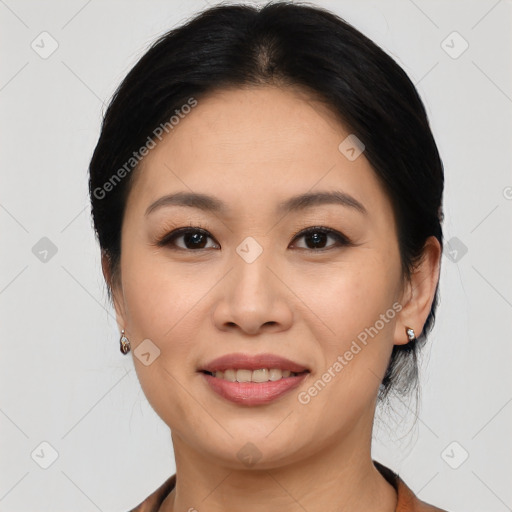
[{"x1": 155, "y1": 224, "x2": 353, "y2": 252}]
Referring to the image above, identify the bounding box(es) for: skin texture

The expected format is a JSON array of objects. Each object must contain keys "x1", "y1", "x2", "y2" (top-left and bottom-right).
[{"x1": 106, "y1": 85, "x2": 441, "y2": 511}]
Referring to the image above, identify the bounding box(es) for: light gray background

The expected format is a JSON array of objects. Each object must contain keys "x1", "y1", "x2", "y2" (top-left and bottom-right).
[{"x1": 1, "y1": 0, "x2": 511, "y2": 511}]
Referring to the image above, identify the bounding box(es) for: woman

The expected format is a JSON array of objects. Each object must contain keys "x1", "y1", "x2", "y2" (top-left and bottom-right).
[{"x1": 89, "y1": 2, "x2": 447, "y2": 510}]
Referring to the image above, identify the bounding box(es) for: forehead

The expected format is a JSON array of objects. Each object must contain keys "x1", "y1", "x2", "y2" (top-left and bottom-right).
[
  {"x1": 127, "y1": 86, "x2": 389, "y2": 220},
  {"x1": 164, "y1": 85, "x2": 346, "y2": 163}
]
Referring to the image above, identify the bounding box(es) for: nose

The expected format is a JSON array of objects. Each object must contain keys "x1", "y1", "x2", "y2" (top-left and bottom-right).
[{"x1": 212, "y1": 249, "x2": 294, "y2": 336}]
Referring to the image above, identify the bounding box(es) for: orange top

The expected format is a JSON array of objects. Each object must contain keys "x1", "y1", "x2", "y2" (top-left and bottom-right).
[{"x1": 128, "y1": 460, "x2": 449, "y2": 512}]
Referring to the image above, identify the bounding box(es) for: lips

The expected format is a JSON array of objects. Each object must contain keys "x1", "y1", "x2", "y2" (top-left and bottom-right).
[
  {"x1": 199, "y1": 353, "x2": 309, "y2": 374},
  {"x1": 198, "y1": 353, "x2": 310, "y2": 406}
]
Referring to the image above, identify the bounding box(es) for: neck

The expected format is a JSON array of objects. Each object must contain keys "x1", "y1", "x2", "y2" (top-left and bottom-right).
[{"x1": 161, "y1": 411, "x2": 397, "y2": 512}]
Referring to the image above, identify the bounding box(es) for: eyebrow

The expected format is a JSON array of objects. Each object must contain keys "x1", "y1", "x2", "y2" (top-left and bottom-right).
[{"x1": 145, "y1": 190, "x2": 367, "y2": 217}]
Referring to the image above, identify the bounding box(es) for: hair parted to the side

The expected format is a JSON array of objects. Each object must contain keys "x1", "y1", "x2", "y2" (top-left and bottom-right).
[{"x1": 89, "y1": 1, "x2": 444, "y2": 401}]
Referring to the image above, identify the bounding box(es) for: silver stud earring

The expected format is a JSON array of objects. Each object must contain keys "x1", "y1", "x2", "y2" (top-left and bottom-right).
[
  {"x1": 120, "y1": 329, "x2": 131, "y2": 354},
  {"x1": 405, "y1": 327, "x2": 416, "y2": 342}
]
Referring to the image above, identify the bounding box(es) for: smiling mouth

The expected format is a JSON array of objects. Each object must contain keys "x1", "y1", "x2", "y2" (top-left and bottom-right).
[{"x1": 201, "y1": 368, "x2": 309, "y2": 383}]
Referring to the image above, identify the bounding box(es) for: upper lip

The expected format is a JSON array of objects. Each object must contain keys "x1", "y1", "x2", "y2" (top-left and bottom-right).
[{"x1": 199, "y1": 353, "x2": 310, "y2": 373}]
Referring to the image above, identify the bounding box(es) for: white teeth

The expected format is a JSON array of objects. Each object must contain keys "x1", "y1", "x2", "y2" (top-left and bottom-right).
[
  {"x1": 223, "y1": 369, "x2": 237, "y2": 382},
  {"x1": 236, "y1": 369, "x2": 252, "y2": 382},
  {"x1": 269, "y1": 369, "x2": 282, "y2": 381},
  {"x1": 252, "y1": 368, "x2": 269, "y2": 382},
  {"x1": 210, "y1": 368, "x2": 300, "y2": 382}
]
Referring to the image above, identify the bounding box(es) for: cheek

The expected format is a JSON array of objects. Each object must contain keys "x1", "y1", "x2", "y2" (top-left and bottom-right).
[
  {"x1": 121, "y1": 244, "x2": 205, "y2": 340},
  {"x1": 297, "y1": 253, "x2": 400, "y2": 402},
  {"x1": 120, "y1": 252, "x2": 208, "y2": 428},
  {"x1": 297, "y1": 254, "x2": 399, "y2": 342},
  {"x1": 119, "y1": 249, "x2": 213, "y2": 415}
]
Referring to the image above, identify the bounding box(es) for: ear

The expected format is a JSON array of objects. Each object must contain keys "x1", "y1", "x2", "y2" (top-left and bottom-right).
[
  {"x1": 394, "y1": 236, "x2": 441, "y2": 345},
  {"x1": 101, "y1": 250, "x2": 127, "y2": 331}
]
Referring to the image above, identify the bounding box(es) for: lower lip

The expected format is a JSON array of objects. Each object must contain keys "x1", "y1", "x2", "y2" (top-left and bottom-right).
[{"x1": 200, "y1": 372, "x2": 309, "y2": 406}]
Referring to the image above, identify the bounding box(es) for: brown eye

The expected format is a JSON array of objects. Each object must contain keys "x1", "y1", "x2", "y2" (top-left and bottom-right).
[
  {"x1": 157, "y1": 227, "x2": 219, "y2": 250},
  {"x1": 291, "y1": 226, "x2": 352, "y2": 251}
]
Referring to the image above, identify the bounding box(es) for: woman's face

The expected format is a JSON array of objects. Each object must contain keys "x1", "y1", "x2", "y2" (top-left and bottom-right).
[{"x1": 112, "y1": 85, "x2": 415, "y2": 468}]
